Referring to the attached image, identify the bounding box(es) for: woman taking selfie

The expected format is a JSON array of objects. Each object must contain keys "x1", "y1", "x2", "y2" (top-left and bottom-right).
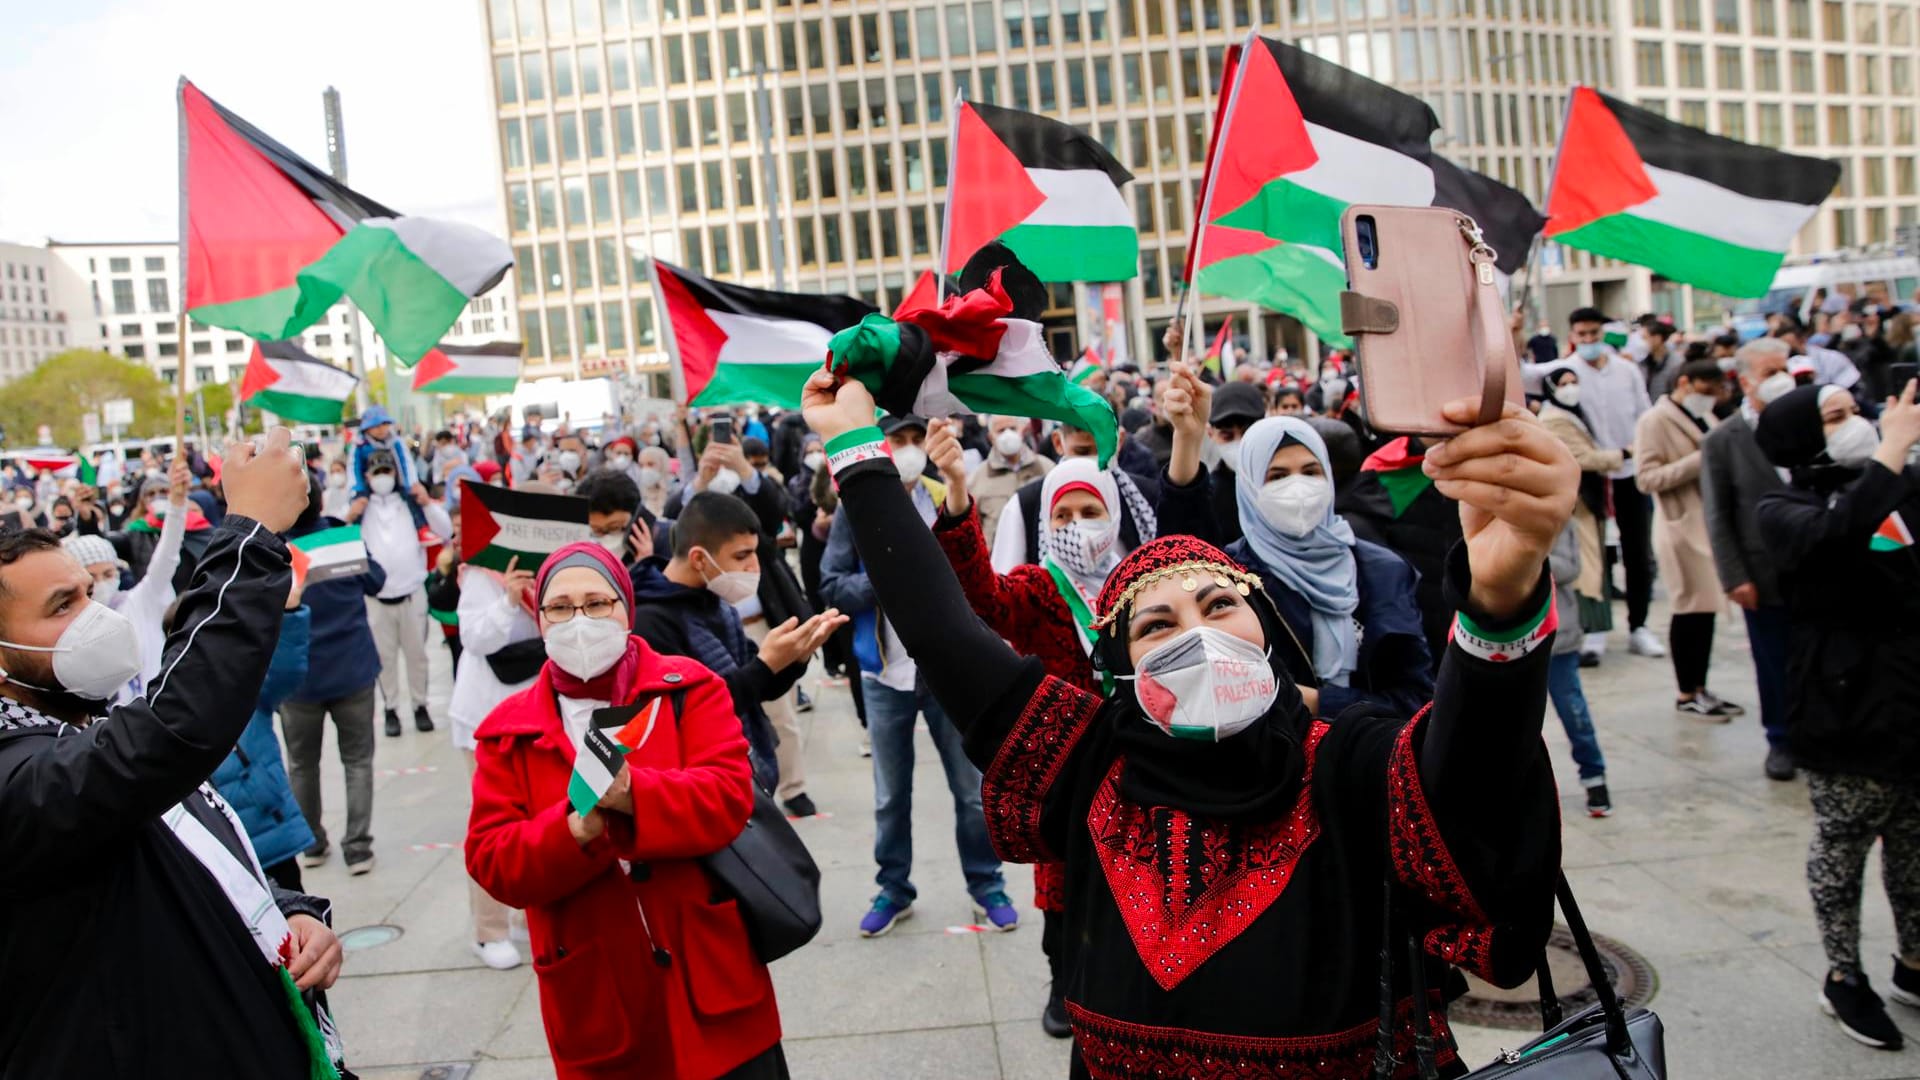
[
  {"x1": 1157, "y1": 363, "x2": 1433, "y2": 720},
  {"x1": 465, "y1": 542, "x2": 784, "y2": 1079},
  {"x1": 802, "y1": 368, "x2": 1572, "y2": 1077}
]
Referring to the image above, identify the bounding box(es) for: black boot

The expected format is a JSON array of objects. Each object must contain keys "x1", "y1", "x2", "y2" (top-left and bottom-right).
[
  {"x1": 414, "y1": 705, "x2": 435, "y2": 733},
  {"x1": 384, "y1": 709, "x2": 402, "y2": 737},
  {"x1": 1041, "y1": 988, "x2": 1071, "y2": 1038}
]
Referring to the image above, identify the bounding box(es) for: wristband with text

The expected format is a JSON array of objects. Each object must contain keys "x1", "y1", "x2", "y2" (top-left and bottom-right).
[
  {"x1": 826, "y1": 426, "x2": 889, "y2": 479},
  {"x1": 1450, "y1": 590, "x2": 1558, "y2": 663}
]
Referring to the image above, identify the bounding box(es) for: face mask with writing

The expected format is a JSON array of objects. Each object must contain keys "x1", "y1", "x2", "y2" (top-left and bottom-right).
[{"x1": 1119, "y1": 625, "x2": 1277, "y2": 741}]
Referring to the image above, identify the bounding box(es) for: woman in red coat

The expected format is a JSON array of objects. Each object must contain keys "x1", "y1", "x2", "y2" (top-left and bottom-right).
[{"x1": 466, "y1": 541, "x2": 785, "y2": 1079}]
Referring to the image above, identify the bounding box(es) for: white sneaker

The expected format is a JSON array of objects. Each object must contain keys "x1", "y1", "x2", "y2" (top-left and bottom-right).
[
  {"x1": 1628, "y1": 627, "x2": 1667, "y2": 657},
  {"x1": 471, "y1": 939, "x2": 523, "y2": 971}
]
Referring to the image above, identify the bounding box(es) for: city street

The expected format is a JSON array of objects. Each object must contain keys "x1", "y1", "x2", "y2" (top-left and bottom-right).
[{"x1": 319, "y1": 601, "x2": 1917, "y2": 1080}]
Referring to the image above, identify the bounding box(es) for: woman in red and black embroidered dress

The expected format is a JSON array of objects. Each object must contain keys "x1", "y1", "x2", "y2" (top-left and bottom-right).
[
  {"x1": 923, "y1": 423, "x2": 1139, "y2": 1039},
  {"x1": 805, "y1": 368, "x2": 1578, "y2": 1079}
]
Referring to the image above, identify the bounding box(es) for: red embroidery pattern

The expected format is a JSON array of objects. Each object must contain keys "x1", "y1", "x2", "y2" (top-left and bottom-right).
[
  {"x1": 1089, "y1": 722, "x2": 1328, "y2": 991},
  {"x1": 1387, "y1": 706, "x2": 1500, "y2": 980},
  {"x1": 1067, "y1": 998, "x2": 1460, "y2": 1080},
  {"x1": 981, "y1": 675, "x2": 1100, "y2": 863},
  {"x1": 1035, "y1": 861, "x2": 1066, "y2": 912}
]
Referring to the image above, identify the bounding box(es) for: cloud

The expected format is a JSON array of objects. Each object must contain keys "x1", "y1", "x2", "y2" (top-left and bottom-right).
[{"x1": 0, "y1": 0, "x2": 503, "y2": 244}]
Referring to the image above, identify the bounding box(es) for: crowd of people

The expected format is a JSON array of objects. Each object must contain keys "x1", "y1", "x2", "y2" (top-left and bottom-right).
[{"x1": 0, "y1": 279, "x2": 1915, "y2": 1077}]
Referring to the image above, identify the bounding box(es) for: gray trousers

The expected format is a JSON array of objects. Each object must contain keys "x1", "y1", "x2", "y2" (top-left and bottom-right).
[
  {"x1": 367, "y1": 591, "x2": 429, "y2": 714},
  {"x1": 281, "y1": 684, "x2": 378, "y2": 862}
]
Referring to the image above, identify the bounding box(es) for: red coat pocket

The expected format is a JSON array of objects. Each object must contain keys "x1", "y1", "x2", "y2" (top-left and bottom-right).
[
  {"x1": 533, "y1": 943, "x2": 635, "y2": 1066},
  {"x1": 680, "y1": 897, "x2": 769, "y2": 1018}
]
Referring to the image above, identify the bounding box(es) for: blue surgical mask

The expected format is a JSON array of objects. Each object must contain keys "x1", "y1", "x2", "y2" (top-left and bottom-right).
[{"x1": 1575, "y1": 342, "x2": 1608, "y2": 362}]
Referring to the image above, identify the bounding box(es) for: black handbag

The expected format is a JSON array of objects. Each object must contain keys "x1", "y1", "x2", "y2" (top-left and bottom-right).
[
  {"x1": 1374, "y1": 873, "x2": 1667, "y2": 1080},
  {"x1": 661, "y1": 690, "x2": 824, "y2": 963}
]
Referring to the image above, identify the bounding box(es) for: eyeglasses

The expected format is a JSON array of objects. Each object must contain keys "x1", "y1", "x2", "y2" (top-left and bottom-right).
[{"x1": 539, "y1": 598, "x2": 621, "y2": 622}]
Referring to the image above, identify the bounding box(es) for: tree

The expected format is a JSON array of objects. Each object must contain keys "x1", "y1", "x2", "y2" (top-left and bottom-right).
[{"x1": 0, "y1": 350, "x2": 174, "y2": 447}]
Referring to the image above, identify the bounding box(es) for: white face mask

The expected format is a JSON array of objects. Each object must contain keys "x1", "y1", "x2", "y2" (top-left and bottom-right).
[
  {"x1": 803, "y1": 451, "x2": 825, "y2": 471},
  {"x1": 1824, "y1": 414, "x2": 1880, "y2": 468},
  {"x1": 148, "y1": 498, "x2": 168, "y2": 518},
  {"x1": 1049, "y1": 517, "x2": 1118, "y2": 580},
  {"x1": 704, "y1": 468, "x2": 742, "y2": 496},
  {"x1": 90, "y1": 578, "x2": 121, "y2": 607},
  {"x1": 370, "y1": 474, "x2": 397, "y2": 495},
  {"x1": 1682, "y1": 392, "x2": 1719, "y2": 418},
  {"x1": 993, "y1": 429, "x2": 1025, "y2": 458},
  {"x1": 326, "y1": 472, "x2": 347, "y2": 489},
  {"x1": 0, "y1": 600, "x2": 142, "y2": 702},
  {"x1": 1575, "y1": 341, "x2": 1608, "y2": 362},
  {"x1": 543, "y1": 613, "x2": 629, "y2": 681},
  {"x1": 638, "y1": 466, "x2": 663, "y2": 489},
  {"x1": 1550, "y1": 383, "x2": 1582, "y2": 408},
  {"x1": 697, "y1": 551, "x2": 760, "y2": 604},
  {"x1": 1756, "y1": 372, "x2": 1796, "y2": 405},
  {"x1": 558, "y1": 450, "x2": 582, "y2": 475},
  {"x1": 1122, "y1": 625, "x2": 1277, "y2": 741},
  {"x1": 595, "y1": 532, "x2": 627, "y2": 556},
  {"x1": 892, "y1": 445, "x2": 927, "y2": 486},
  {"x1": 1215, "y1": 438, "x2": 1240, "y2": 473},
  {"x1": 607, "y1": 452, "x2": 633, "y2": 470},
  {"x1": 1256, "y1": 474, "x2": 1333, "y2": 538}
]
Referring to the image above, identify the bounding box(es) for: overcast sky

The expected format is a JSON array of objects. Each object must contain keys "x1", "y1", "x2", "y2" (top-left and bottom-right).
[{"x1": 0, "y1": 0, "x2": 503, "y2": 245}]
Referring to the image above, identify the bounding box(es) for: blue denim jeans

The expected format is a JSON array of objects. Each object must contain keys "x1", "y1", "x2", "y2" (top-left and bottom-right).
[
  {"x1": 863, "y1": 677, "x2": 1005, "y2": 908},
  {"x1": 1742, "y1": 604, "x2": 1792, "y2": 749},
  {"x1": 1547, "y1": 652, "x2": 1608, "y2": 782}
]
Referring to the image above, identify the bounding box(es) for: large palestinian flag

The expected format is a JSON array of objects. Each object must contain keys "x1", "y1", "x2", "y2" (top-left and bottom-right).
[
  {"x1": 458, "y1": 479, "x2": 591, "y2": 573},
  {"x1": 649, "y1": 259, "x2": 876, "y2": 408},
  {"x1": 239, "y1": 340, "x2": 358, "y2": 424},
  {"x1": 1545, "y1": 88, "x2": 1839, "y2": 298},
  {"x1": 179, "y1": 79, "x2": 513, "y2": 363},
  {"x1": 412, "y1": 342, "x2": 521, "y2": 395},
  {"x1": 943, "y1": 101, "x2": 1137, "y2": 282},
  {"x1": 1188, "y1": 35, "x2": 1544, "y2": 347}
]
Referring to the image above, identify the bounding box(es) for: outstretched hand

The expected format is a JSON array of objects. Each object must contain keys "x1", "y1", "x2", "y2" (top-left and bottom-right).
[{"x1": 1421, "y1": 400, "x2": 1577, "y2": 620}]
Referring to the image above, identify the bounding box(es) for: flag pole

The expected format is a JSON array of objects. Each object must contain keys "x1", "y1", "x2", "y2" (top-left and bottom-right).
[
  {"x1": 1180, "y1": 31, "x2": 1257, "y2": 375},
  {"x1": 643, "y1": 258, "x2": 687, "y2": 403},
  {"x1": 934, "y1": 92, "x2": 963, "y2": 304},
  {"x1": 174, "y1": 77, "x2": 191, "y2": 453}
]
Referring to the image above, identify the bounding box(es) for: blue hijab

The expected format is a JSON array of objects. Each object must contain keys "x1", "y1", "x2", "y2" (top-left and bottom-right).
[{"x1": 1234, "y1": 417, "x2": 1360, "y2": 684}]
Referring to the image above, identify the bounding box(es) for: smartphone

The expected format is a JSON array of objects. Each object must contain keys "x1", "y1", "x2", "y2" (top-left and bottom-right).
[
  {"x1": 1339, "y1": 205, "x2": 1524, "y2": 436},
  {"x1": 1889, "y1": 362, "x2": 1918, "y2": 396},
  {"x1": 710, "y1": 415, "x2": 735, "y2": 444}
]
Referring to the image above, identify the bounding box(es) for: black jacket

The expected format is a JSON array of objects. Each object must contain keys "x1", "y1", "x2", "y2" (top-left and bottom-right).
[
  {"x1": 1757, "y1": 461, "x2": 1920, "y2": 780},
  {"x1": 0, "y1": 517, "x2": 333, "y2": 1077}
]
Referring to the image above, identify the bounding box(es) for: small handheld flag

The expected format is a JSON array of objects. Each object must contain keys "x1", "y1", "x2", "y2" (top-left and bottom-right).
[
  {"x1": 568, "y1": 699, "x2": 665, "y2": 817},
  {"x1": 459, "y1": 480, "x2": 592, "y2": 573},
  {"x1": 290, "y1": 525, "x2": 369, "y2": 591},
  {"x1": 1204, "y1": 317, "x2": 1234, "y2": 376}
]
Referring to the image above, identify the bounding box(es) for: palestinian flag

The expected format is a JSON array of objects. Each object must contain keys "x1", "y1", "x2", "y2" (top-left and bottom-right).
[
  {"x1": 459, "y1": 479, "x2": 591, "y2": 573},
  {"x1": 1188, "y1": 35, "x2": 1544, "y2": 347},
  {"x1": 16, "y1": 448, "x2": 78, "y2": 473},
  {"x1": 1871, "y1": 511, "x2": 1914, "y2": 552},
  {"x1": 412, "y1": 342, "x2": 521, "y2": 395},
  {"x1": 893, "y1": 270, "x2": 940, "y2": 319},
  {"x1": 1070, "y1": 347, "x2": 1103, "y2": 386},
  {"x1": 826, "y1": 270, "x2": 1120, "y2": 464},
  {"x1": 943, "y1": 100, "x2": 1137, "y2": 282},
  {"x1": 180, "y1": 79, "x2": 513, "y2": 363},
  {"x1": 1204, "y1": 316, "x2": 1234, "y2": 375},
  {"x1": 648, "y1": 258, "x2": 876, "y2": 409},
  {"x1": 289, "y1": 525, "x2": 369, "y2": 591},
  {"x1": 1545, "y1": 88, "x2": 1840, "y2": 298},
  {"x1": 569, "y1": 698, "x2": 667, "y2": 817},
  {"x1": 239, "y1": 340, "x2": 358, "y2": 424}
]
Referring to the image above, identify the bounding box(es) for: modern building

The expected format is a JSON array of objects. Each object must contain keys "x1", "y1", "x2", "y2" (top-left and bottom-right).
[
  {"x1": 40, "y1": 240, "x2": 515, "y2": 405},
  {"x1": 0, "y1": 242, "x2": 76, "y2": 384},
  {"x1": 481, "y1": 0, "x2": 1915, "y2": 384},
  {"x1": 1597, "y1": 0, "x2": 1920, "y2": 324}
]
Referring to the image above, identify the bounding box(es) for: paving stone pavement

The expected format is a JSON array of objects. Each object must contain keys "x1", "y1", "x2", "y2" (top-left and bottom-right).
[{"x1": 309, "y1": 601, "x2": 1920, "y2": 1079}]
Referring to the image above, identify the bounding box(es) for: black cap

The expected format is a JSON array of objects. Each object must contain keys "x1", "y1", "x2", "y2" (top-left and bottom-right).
[
  {"x1": 741, "y1": 436, "x2": 770, "y2": 458},
  {"x1": 880, "y1": 414, "x2": 928, "y2": 436},
  {"x1": 366, "y1": 449, "x2": 398, "y2": 474},
  {"x1": 1210, "y1": 382, "x2": 1266, "y2": 425}
]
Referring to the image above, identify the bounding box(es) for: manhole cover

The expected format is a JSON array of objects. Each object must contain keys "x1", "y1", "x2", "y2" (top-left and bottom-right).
[
  {"x1": 338, "y1": 924, "x2": 405, "y2": 952},
  {"x1": 416, "y1": 1066, "x2": 473, "y2": 1080},
  {"x1": 1451, "y1": 925, "x2": 1657, "y2": 1030}
]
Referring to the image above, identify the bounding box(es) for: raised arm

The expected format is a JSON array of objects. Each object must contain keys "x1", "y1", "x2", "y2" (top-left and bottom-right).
[
  {"x1": 1154, "y1": 361, "x2": 1227, "y2": 543},
  {"x1": 0, "y1": 432, "x2": 311, "y2": 886}
]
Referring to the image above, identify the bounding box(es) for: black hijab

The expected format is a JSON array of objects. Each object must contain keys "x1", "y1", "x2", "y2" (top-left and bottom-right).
[{"x1": 1755, "y1": 384, "x2": 1862, "y2": 494}]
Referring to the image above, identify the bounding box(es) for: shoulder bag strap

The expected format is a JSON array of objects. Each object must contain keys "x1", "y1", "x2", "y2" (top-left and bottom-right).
[{"x1": 1556, "y1": 872, "x2": 1636, "y2": 1057}]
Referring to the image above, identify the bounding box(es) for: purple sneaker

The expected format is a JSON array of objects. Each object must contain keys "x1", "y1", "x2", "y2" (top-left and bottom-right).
[
  {"x1": 974, "y1": 891, "x2": 1020, "y2": 932},
  {"x1": 858, "y1": 896, "x2": 913, "y2": 938}
]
